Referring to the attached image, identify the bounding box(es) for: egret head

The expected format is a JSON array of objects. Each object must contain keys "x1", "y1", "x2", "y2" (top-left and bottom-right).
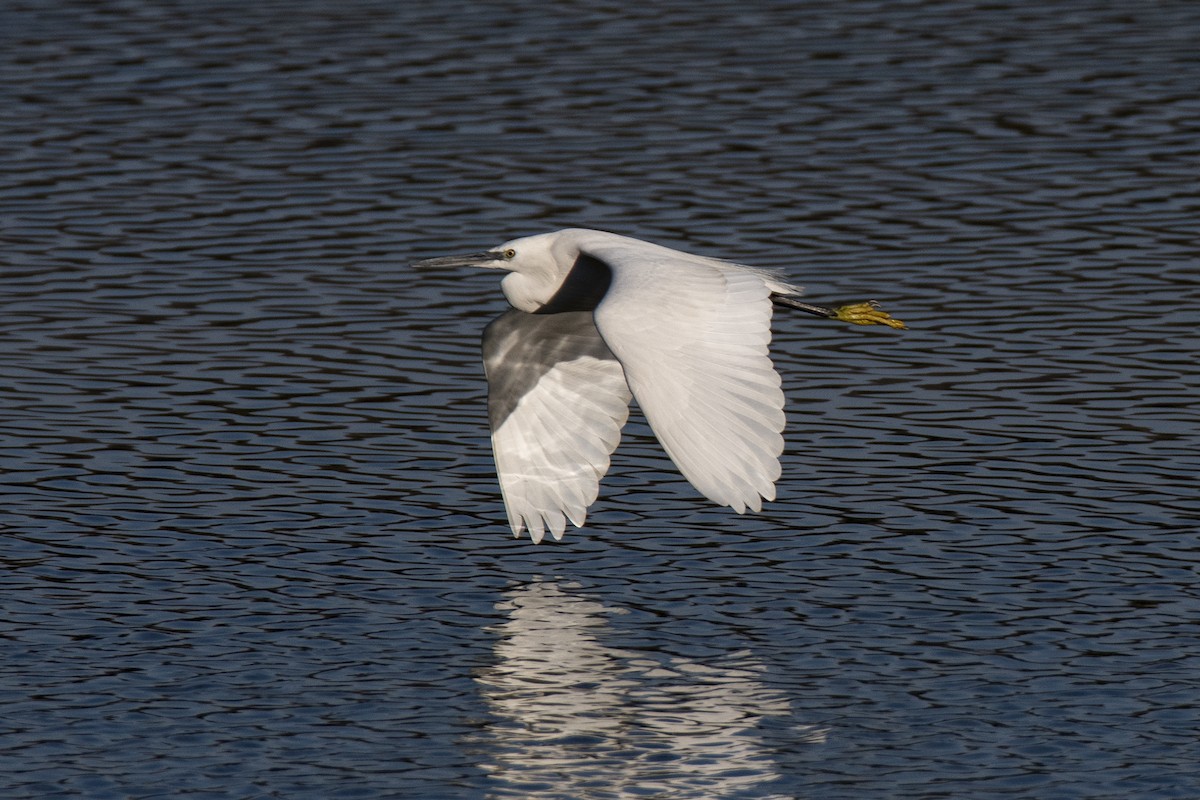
[
  {"x1": 414, "y1": 231, "x2": 573, "y2": 274},
  {"x1": 413, "y1": 230, "x2": 594, "y2": 312}
]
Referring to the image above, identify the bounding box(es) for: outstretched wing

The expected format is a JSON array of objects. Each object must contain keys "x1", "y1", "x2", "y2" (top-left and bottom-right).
[
  {"x1": 584, "y1": 235, "x2": 786, "y2": 513},
  {"x1": 482, "y1": 309, "x2": 632, "y2": 543}
]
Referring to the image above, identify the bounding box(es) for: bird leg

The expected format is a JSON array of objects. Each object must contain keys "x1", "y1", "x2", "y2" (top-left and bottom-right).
[
  {"x1": 772, "y1": 296, "x2": 906, "y2": 329},
  {"x1": 772, "y1": 296, "x2": 839, "y2": 318}
]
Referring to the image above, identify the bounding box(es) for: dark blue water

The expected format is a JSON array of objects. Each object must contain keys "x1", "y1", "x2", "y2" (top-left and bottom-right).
[{"x1": 3, "y1": 1, "x2": 1198, "y2": 798}]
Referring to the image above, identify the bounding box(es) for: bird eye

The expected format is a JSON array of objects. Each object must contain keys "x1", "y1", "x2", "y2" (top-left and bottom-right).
[{"x1": 503, "y1": 248, "x2": 516, "y2": 260}]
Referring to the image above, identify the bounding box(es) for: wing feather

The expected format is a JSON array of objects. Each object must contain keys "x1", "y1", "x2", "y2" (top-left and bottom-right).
[
  {"x1": 482, "y1": 310, "x2": 632, "y2": 543},
  {"x1": 583, "y1": 235, "x2": 788, "y2": 513}
]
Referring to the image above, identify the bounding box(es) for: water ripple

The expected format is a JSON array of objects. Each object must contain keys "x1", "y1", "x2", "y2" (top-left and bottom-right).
[{"x1": 3, "y1": 0, "x2": 1199, "y2": 798}]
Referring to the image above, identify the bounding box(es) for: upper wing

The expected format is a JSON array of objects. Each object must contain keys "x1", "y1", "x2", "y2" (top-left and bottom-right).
[
  {"x1": 585, "y1": 237, "x2": 786, "y2": 513},
  {"x1": 482, "y1": 309, "x2": 632, "y2": 543}
]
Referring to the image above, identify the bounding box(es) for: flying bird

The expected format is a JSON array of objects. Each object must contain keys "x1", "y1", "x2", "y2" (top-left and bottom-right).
[{"x1": 415, "y1": 228, "x2": 904, "y2": 543}]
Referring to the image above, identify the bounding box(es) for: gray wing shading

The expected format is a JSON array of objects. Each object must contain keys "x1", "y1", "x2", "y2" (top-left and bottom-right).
[
  {"x1": 482, "y1": 309, "x2": 632, "y2": 543},
  {"x1": 584, "y1": 237, "x2": 786, "y2": 514}
]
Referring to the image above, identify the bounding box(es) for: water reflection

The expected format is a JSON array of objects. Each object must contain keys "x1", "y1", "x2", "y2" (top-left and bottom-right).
[{"x1": 476, "y1": 580, "x2": 824, "y2": 799}]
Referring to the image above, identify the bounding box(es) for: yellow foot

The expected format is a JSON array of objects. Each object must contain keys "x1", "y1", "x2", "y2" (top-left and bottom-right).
[{"x1": 832, "y1": 301, "x2": 907, "y2": 329}]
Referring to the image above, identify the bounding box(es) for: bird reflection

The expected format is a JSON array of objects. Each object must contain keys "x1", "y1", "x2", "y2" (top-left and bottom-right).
[{"x1": 474, "y1": 579, "x2": 826, "y2": 798}]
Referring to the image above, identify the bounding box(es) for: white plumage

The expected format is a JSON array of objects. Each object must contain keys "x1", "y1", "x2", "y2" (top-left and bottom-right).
[
  {"x1": 483, "y1": 310, "x2": 630, "y2": 542},
  {"x1": 415, "y1": 228, "x2": 904, "y2": 542}
]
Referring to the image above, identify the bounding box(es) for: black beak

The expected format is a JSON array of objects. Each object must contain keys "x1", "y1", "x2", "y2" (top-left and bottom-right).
[{"x1": 412, "y1": 251, "x2": 502, "y2": 269}]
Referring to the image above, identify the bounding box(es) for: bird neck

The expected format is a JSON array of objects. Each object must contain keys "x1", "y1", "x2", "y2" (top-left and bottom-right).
[{"x1": 500, "y1": 271, "x2": 550, "y2": 313}]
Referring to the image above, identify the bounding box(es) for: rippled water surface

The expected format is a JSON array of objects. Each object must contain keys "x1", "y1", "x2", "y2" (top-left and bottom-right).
[{"x1": 3, "y1": 1, "x2": 1199, "y2": 798}]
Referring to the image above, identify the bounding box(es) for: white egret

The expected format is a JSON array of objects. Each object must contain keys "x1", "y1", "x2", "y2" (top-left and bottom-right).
[{"x1": 415, "y1": 228, "x2": 904, "y2": 543}]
